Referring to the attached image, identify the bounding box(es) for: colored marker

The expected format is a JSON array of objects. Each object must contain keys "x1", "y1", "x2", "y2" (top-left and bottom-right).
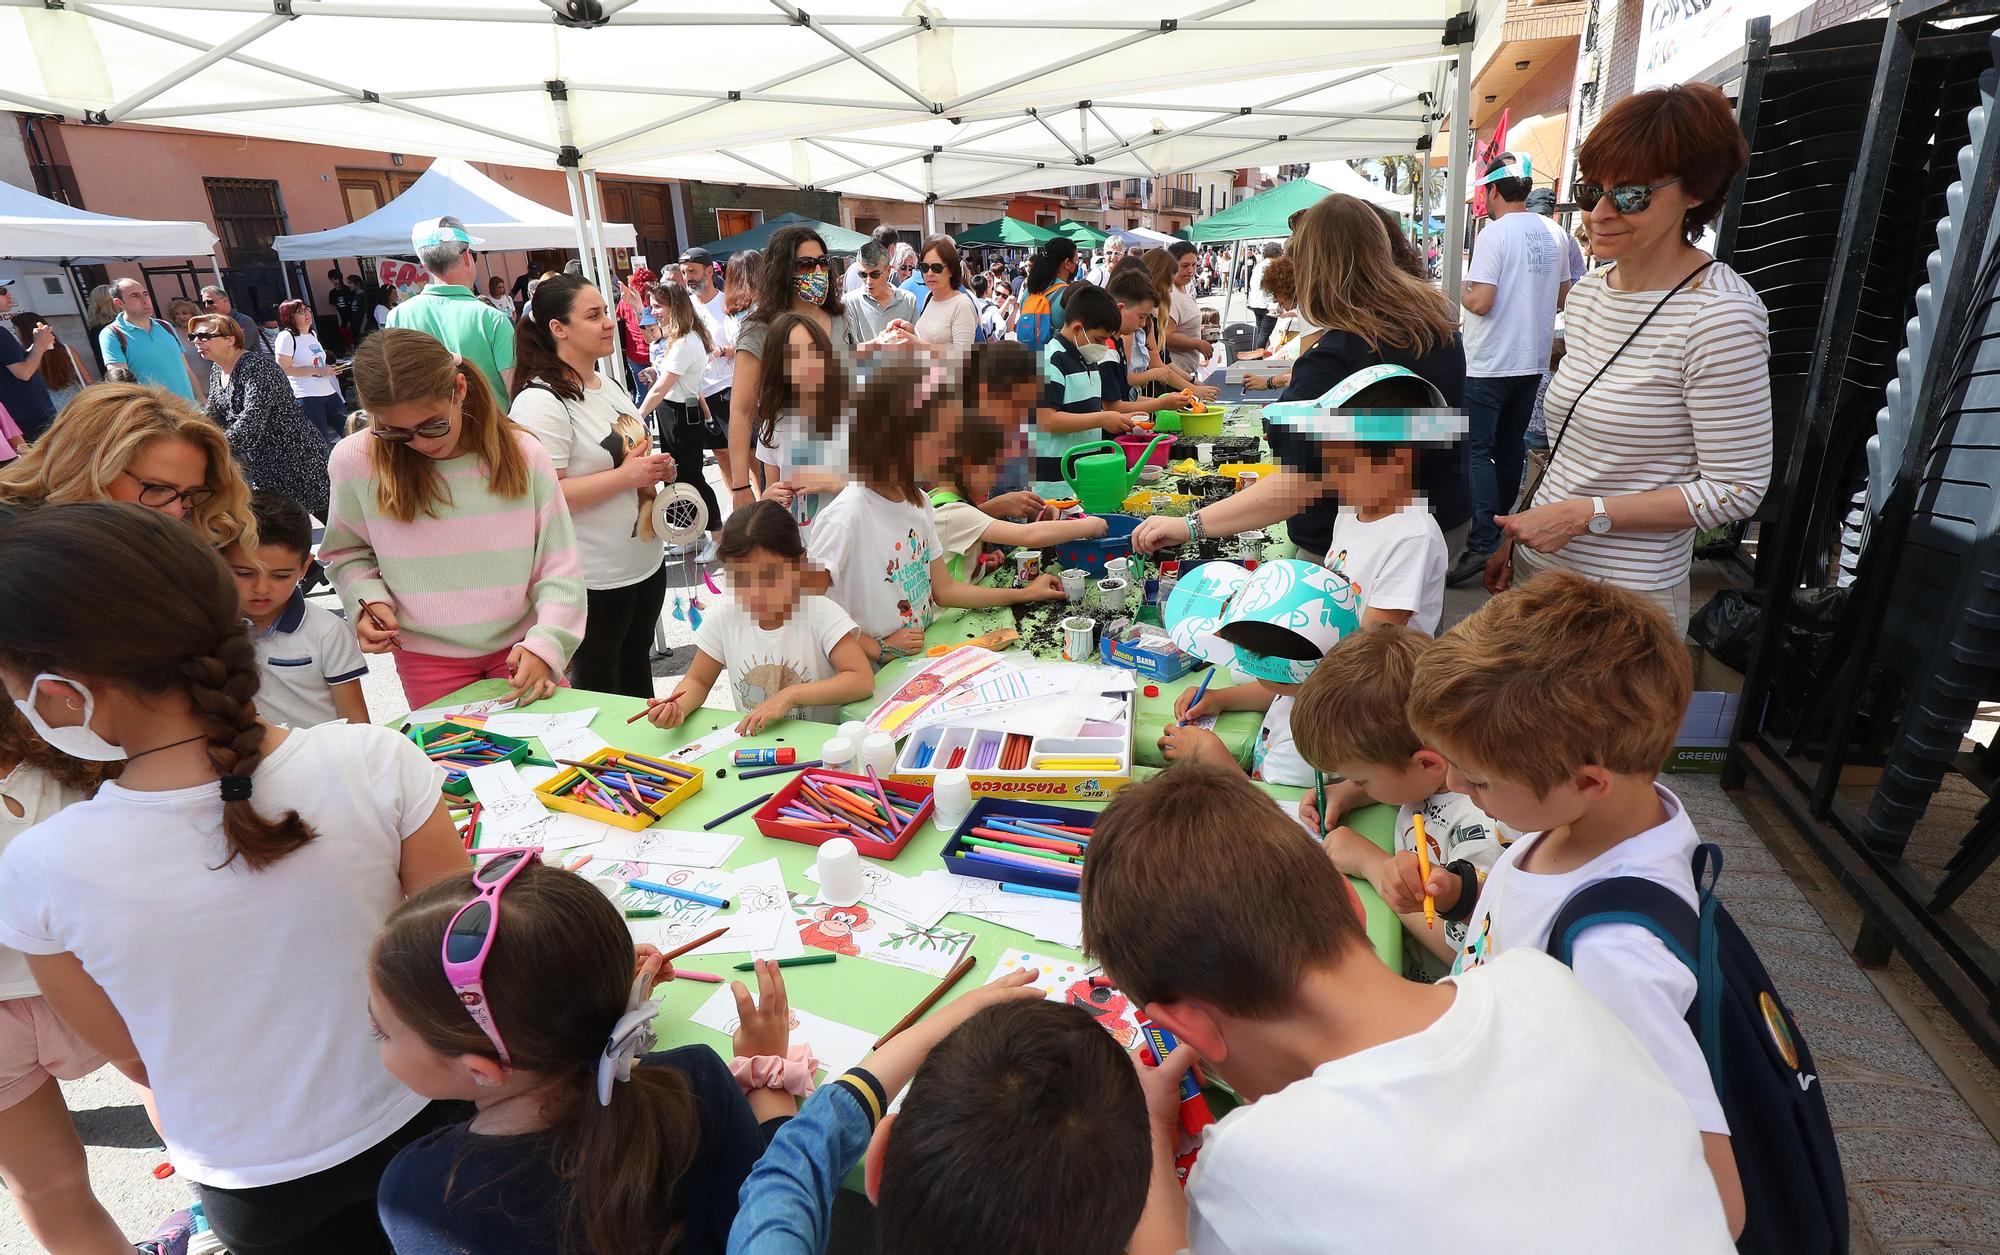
[
  {"x1": 1001, "y1": 882, "x2": 1081, "y2": 903},
  {"x1": 1178, "y1": 668, "x2": 1215, "y2": 727},
  {"x1": 625, "y1": 909, "x2": 663, "y2": 919},
  {"x1": 732, "y1": 954, "x2": 838, "y2": 971},
  {"x1": 628, "y1": 880, "x2": 731, "y2": 910},
  {"x1": 1413, "y1": 814, "x2": 1436, "y2": 929}
]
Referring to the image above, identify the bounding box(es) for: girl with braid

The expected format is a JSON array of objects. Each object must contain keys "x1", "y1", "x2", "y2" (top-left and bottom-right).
[{"x1": 0, "y1": 503, "x2": 470, "y2": 1255}]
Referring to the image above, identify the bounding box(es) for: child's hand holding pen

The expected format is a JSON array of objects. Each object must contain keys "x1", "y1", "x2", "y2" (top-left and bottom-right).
[
  {"x1": 357, "y1": 601, "x2": 400, "y2": 653},
  {"x1": 635, "y1": 690, "x2": 690, "y2": 729}
]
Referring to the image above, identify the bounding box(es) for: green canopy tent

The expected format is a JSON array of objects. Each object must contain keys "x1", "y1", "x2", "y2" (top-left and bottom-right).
[
  {"x1": 952, "y1": 216, "x2": 1060, "y2": 247},
  {"x1": 1184, "y1": 179, "x2": 1331, "y2": 243},
  {"x1": 702, "y1": 211, "x2": 871, "y2": 259},
  {"x1": 1054, "y1": 219, "x2": 1109, "y2": 247}
]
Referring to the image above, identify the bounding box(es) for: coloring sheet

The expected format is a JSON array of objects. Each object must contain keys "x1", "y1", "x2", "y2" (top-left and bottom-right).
[
  {"x1": 865, "y1": 647, "x2": 1007, "y2": 738},
  {"x1": 685, "y1": 858, "x2": 796, "y2": 957},
  {"x1": 465, "y1": 761, "x2": 547, "y2": 835},
  {"x1": 789, "y1": 893, "x2": 976, "y2": 977},
  {"x1": 484, "y1": 708, "x2": 599, "y2": 738},
  {"x1": 603, "y1": 864, "x2": 730, "y2": 945},
  {"x1": 689, "y1": 984, "x2": 877, "y2": 1082},
  {"x1": 669, "y1": 724, "x2": 746, "y2": 763},
  {"x1": 938, "y1": 872, "x2": 1083, "y2": 949},
  {"x1": 418, "y1": 695, "x2": 519, "y2": 720},
  {"x1": 581, "y1": 828, "x2": 742, "y2": 868},
  {"x1": 987, "y1": 950, "x2": 1141, "y2": 1048},
  {"x1": 540, "y1": 724, "x2": 612, "y2": 763},
  {"x1": 801, "y1": 861, "x2": 954, "y2": 927},
  {"x1": 471, "y1": 810, "x2": 616, "y2": 854}
]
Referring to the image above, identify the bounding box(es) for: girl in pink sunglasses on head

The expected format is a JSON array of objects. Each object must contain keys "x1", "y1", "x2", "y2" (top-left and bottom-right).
[{"x1": 368, "y1": 856, "x2": 803, "y2": 1255}]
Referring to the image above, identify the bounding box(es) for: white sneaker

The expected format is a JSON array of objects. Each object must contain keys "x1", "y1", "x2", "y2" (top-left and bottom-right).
[{"x1": 696, "y1": 539, "x2": 720, "y2": 564}]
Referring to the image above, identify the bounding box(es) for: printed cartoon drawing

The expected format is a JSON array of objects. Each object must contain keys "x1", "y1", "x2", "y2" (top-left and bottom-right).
[
  {"x1": 879, "y1": 922, "x2": 976, "y2": 956},
  {"x1": 797, "y1": 903, "x2": 875, "y2": 956},
  {"x1": 1063, "y1": 978, "x2": 1138, "y2": 1047},
  {"x1": 736, "y1": 883, "x2": 788, "y2": 914},
  {"x1": 599, "y1": 411, "x2": 660, "y2": 541},
  {"x1": 1457, "y1": 914, "x2": 1494, "y2": 971},
  {"x1": 738, "y1": 657, "x2": 810, "y2": 710}
]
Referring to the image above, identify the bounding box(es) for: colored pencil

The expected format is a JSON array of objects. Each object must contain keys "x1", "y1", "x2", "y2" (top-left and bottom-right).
[
  {"x1": 629, "y1": 880, "x2": 731, "y2": 909},
  {"x1": 874, "y1": 951, "x2": 978, "y2": 1048},
  {"x1": 670, "y1": 968, "x2": 725, "y2": 984},
  {"x1": 1413, "y1": 814, "x2": 1436, "y2": 929},
  {"x1": 863, "y1": 766, "x2": 903, "y2": 836},
  {"x1": 739, "y1": 759, "x2": 822, "y2": 780},
  {"x1": 658, "y1": 927, "x2": 729, "y2": 964},
  {"x1": 1314, "y1": 771, "x2": 1328, "y2": 842},
  {"x1": 964, "y1": 835, "x2": 1083, "y2": 864},
  {"x1": 625, "y1": 909, "x2": 663, "y2": 918},
  {"x1": 1179, "y1": 668, "x2": 1216, "y2": 726},
  {"x1": 733, "y1": 954, "x2": 837, "y2": 971},
  {"x1": 703, "y1": 792, "x2": 775, "y2": 831},
  {"x1": 1002, "y1": 883, "x2": 1082, "y2": 903},
  {"x1": 975, "y1": 826, "x2": 1085, "y2": 855}
]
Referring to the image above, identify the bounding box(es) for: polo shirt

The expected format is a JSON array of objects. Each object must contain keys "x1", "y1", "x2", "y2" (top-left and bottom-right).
[
  {"x1": 0, "y1": 326, "x2": 56, "y2": 441},
  {"x1": 897, "y1": 271, "x2": 931, "y2": 315},
  {"x1": 251, "y1": 587, "x2": 369, "y2": 728},
  {"x1": 100, "y1": 314, "x2": 197, "y2": 404},
  {"x1": 386, "y1": 284, "x2": 516, "y2": 399},
  {"x1": 1033, "y1": 332, "x2": 1106, "y2": 496}
]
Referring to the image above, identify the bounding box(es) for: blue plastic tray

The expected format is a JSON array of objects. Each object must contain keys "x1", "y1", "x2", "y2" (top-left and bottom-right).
[{"x1": 1049, "y1": 513, "x2": 1140, "y2": 577}]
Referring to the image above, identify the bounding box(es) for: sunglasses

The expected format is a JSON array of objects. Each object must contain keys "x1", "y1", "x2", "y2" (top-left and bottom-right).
[
  {"x1": 200, "y1": 298, "x2": 220, "y2": 307},
  {"x1": 792, "y1": 256, "x2": 829, "y2": 273},
  {"x1": 121, "y1": 470, "x2": 215, "y2": 511},
  {"x1": 1573, "y1": 177, "x2": 1681, "y2": 215},
  {"x1": 918, "y1": 262, "x2": 950, "y2": 275},
  {"x1": 858, "y1": 268, "x2": 885, "y2": 280},
  {"x1": 441, "y1": 847, "x2": 543, "y2": 1063},
  {"x1": 370, "y1": 413, "x2": 454, "y2": 443},
  {"x1": 188, "y1": 331, "x2": 228, "y2": 341}
]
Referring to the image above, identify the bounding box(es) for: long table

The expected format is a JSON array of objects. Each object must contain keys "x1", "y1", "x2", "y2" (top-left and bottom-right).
[{"x1": 418, "y1": 682, "x2": 1401, "y2": 1061}]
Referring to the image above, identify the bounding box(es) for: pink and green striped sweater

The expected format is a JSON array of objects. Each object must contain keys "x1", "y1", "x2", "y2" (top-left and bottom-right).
[{"x1": 322, "y1": 429, "x2": 587, "y2": 674}]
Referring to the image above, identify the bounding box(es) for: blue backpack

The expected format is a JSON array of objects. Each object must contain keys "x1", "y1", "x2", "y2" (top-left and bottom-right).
[{"x1": 1545, "y1": 844, "x2": 1847, "y2": 1255}]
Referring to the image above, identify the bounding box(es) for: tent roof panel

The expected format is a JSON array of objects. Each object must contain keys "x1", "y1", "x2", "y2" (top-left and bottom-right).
[{"x1": 0, "y1": 176, "x2": 218, "y2": 261}]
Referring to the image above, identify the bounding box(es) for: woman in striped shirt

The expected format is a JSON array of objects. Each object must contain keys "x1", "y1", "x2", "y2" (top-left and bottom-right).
[
  {"x1": 1485, "y1": 83, "x2": 1771, "y2": 625},
  {"x1": 324, "y1": 328, "x2": 586, "y2": 709}
]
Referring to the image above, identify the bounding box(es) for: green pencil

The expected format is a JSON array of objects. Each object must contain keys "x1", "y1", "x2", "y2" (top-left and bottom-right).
[
  {"x1": 625, "y1": 909, "x2": 664, "y2": 919},
  {"x1": 732, "y1": 954, "x2": 838, "y2": 971}
]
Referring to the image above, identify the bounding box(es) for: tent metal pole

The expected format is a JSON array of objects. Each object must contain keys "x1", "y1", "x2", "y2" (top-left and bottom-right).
[
  {"x1": 581, "y1": 170, "x2": 614, "y2": 300},
  {"x1": 1222, "y1": 238, "x2": 1240, "y2": 325},
  {"x1": 924, "y1": 157, "x2": 937, "y2": 235},
  {"x1": 563, "y1": 167, "x2": 592, "y2": 276},
  {"x1": 1442, "y1": 26, "x2": 1471, "y2": 307}
]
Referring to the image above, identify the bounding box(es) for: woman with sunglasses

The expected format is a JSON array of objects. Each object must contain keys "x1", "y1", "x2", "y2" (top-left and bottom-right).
[
  {"x1": 1484, "y1": 83, "x2": 1770, "y2": 626},
  {"x1": 0, "y1": 503, "x2": 469, "y2": 1255},
  {"x1": 0, "y1": 382, "x2": 255, "y2": 548},
  {"x1": 192, "y1": 312, "x2": 333, "y2": 523},
  {"x1": 323, "y1": 327, "x2": 585, "y2": 709},
  {"x1": 369, "y1": 856, "x2": 799, "y2": 1254},
  {"x1": 912, "y1": 235, "x2": 977, "y2": 350}
]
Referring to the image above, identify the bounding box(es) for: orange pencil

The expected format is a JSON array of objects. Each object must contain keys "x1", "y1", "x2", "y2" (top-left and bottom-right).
[{"x1": 1413, "y1": 814, "x2": 1436, "y2": 929}]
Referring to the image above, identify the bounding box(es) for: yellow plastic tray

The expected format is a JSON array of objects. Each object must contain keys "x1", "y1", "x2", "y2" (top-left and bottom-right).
[
  {"x1": 535, "y1": 747, "x2": 704, "y2": 831},
  {"x1": 1216, "y1": 462, "x2": 1278, "y2": 482},
  {"x1": 1123, "y1": 489, "x2": 1196, "y2": 516}
]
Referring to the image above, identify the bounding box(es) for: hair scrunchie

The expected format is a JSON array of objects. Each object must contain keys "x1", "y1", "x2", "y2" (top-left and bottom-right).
[
  {"x1": 219, "y1": 775, "x2": 254, "y2": 802},
  {"x1": 730, "y1": 1044, "x2": 820, "y2": 1097}
]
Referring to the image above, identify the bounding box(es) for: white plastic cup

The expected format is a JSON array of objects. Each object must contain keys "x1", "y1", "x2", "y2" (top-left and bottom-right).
[
  {"x1": 837, "y1": 720, "x2": 867, "y2": 745},
  {"x1": 816, "y1": 838, "x2": 865, "y2": 906},
  {"x1": 1092, "y1": 577, "x2": 1127, "y2": 613},
  {"x1": 1062, "y1": 615, "x2": 1096, "y2": 662},
  {"x1": 932, "y1": 768, "x2": 973, "y2": 827},
  {"x1": 1105, "y1": 556, "x2": 1130, "y2": 582},
  {"x1": 860, "y1": 732, "x2": 898, "y2": 775},
  {"x1": 821, "y1": 736, "x2": 856, "y2": 771},
  {"x1": 1061, "y1": 568, "x2": 1087, "y2": 601}
]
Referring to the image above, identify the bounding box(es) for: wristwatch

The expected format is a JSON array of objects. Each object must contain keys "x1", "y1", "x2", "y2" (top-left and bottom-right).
[{"x1": 1587, "y1": 496, "x2": 1613, "y2": 536}]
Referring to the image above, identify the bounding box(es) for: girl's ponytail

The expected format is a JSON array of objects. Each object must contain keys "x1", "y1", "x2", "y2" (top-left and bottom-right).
[
  {"x1": 559, "y1": 1062, "x2": 698, "y2": 1255},
  {"x1": 179, "y1": 632, "x2": 315, "y2": 870}
]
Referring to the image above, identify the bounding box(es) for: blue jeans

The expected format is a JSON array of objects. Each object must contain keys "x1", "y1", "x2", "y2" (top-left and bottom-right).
[
  {"x1": 1463, "y1": 373, "x2": 1543, "y2": 554},
  {"x1": 298, "y1": 393, "x2": 346, "y2": 446}
]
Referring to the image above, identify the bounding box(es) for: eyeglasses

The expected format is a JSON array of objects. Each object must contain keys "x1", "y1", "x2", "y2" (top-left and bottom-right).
[
  {"x1": 188, "y1": 332, "x2": 225, "y2": 341},
  {"x1": 1573, "y1": 177, "x2": 1681, "y2": 216},
  {"x1": 121, "y1": 470, "x2": 215, "y2": 511},
  {"x1": 370, "y1": 413, "x2": 455, "y2": 443},
  {"x1": 792, "y1": 255, "x2": 829, "y2": 273},
  {"x1": 441, "y1": 847, "x2": 543, "y2": 1063},
  {"x1": 200, "y1": 298, "x2": 219, "y2": 308},
  {"x1": 858, "y1": 268, "x2": 885, "y2": 280},
  {"x1": 918, "y1": 262, "x2": 949, "y2": 276}
]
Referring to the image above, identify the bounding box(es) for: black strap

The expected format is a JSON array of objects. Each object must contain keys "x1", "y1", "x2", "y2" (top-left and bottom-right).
[
  {"x1": 1516, "y1": 259, "x2": 1715, "y2": 513},
  {"x1": 1543, "y1": 875, "x2": 1702, "y2": 975}
]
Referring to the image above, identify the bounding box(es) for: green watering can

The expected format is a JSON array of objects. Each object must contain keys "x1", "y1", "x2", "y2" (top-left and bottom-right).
[{"x1": 1062, "y1": 436, "x2": 1169, "y2": 514}]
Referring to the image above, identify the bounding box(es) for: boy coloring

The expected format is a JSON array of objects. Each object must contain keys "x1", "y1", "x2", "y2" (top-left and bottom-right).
[
  {"x1": 1033, "y1": 283, "x2": 1137, "y2": 499},
  {"x1": 1082, "y1": 763, "x2": 1735, "y2": 1255},
  {"x1": 227, "y1": 491, "x2": 368, "y2": 727},
  {"x1": 1407, "y1": 572, "x2": 1745, "y2": 1236},
  {"x1": 1157, "y1": 557, "x2": 1360, "y2": 787},
  {"x1": 1293, "y1": 625, "x2": 1508, "y2": 968}
]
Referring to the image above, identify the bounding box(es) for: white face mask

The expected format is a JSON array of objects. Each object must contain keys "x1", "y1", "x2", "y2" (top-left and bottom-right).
[
  {"x1": 1078, "y1": 343, "x2": 1113, "y2": 365},
  {"x1": 12, "y1": 673, "x2": 127, "y2": 762}
]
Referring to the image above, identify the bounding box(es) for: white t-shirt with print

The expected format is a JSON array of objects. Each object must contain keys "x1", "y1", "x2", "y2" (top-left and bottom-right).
[
  {"x1": 1462, "y1": 211, "x2": 1567, "y2": 377},
  {"x1": 510, "y1": 373, "x2": 661, "y2": 590},
  {"x1": 274, "y1": 329, "x2": 340, "y2": 398},
  {"x1": 693, "y1": 592, "x2": 859, "y2": 723},
  {"x1": 0, "y1": 722, "x2": 442, "y2": 1187},
  {"x1": 1325, "y1": 505, "x2": 1448, "y2": 636},
  {"x1": 0, "y1": 764, "x2": 88, "y2": 1001},
  {"x1": 1184, "y1": 949, "x2": 1734, "y2": 1255},
  {"x1": 1250, "y1": 691, "x2": 1311, "y2": 787},
  {"x1": 1395, "y1": 790, "x2": 1511, "y2": 951},
  {"x1": 1450, "y1": 782, "x2": 1726, "y2": 1134},
  {"x1": 807, "y1": 485, "x2": 939, "y2": 641}
]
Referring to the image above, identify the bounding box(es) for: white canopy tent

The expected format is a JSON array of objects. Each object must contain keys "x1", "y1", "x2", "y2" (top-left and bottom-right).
[
  {"x1": 1315, "y1": 158, "x2": 1412, "y2": 212},
  {"x1": 0, "y1": 0, "x2": 1485, "y2": 298},
  {"x1": 0, "y1": 176, "x2": 220, "y2": 264},
  {"x1": 1107, "y1": 226, "x2": 1181, "y2": 247},
  {"x1": 272, "y1": 158, "x2": 635, "y2": 260}
]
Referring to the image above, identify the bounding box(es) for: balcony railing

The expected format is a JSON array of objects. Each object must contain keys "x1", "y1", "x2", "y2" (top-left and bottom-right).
[{"x1": 1167, "y1": 187, "x2": 1202, "y2": 210}]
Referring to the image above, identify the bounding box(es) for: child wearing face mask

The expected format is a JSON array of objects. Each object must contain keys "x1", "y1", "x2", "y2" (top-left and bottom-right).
[
  {"x1": 323, "y1": 328, "x2": 586, "y2": 710},
  {"x1": 0, "y1": 502, "x2": 471, "y2": 1255},
  {"x1": 1031, "y1": 283, "x2": 1137, "y2": 500}
]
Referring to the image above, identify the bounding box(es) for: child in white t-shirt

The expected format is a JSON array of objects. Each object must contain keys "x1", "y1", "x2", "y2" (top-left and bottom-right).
[
  {"x1": 805, "y1": 355, "x2": 1067, "y2": 664},
  {"x1": 0, "y1": 703, "x2": 119, "y2": 1251},
  {"x1": 754, "y1": 312, "x2": 851, "y2": 543},
  {"x1": 1292, "y1": 624, "x2": 1508, "y2": 968},
  {"x1": 1408, "y1": 570, "x2": 1746, "y2": 1238},
  {"x1": 929, "y1": 413, "x2": 1106, "y2": 583},
  {"x1": 644, "y1": 501, "x2": 874, "y2": 732},
  {"x1": 228, "y1": 491, "x2": 369, "y2": 727}
]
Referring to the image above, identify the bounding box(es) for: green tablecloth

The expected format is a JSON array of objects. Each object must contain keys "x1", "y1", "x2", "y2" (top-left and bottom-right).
[{"x1": 417, "y1": 682, "x2": 1400, "y2": 1058}]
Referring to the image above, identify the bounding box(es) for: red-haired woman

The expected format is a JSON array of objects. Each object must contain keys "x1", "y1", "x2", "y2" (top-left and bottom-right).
[
  {"x1": 1487, "y1": 82, "x2": 1770, "y2": 627},
  {"x1": 273, "y1": 297, "x2": 347, "y2": 446}
]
